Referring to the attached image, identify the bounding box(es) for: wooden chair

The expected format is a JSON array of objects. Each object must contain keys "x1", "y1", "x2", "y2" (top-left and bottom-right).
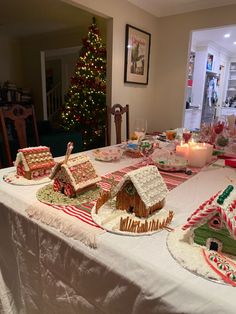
[
  {"x1": 107, "y1": 104, "x2": 129, "y2": 145},
  {"x1": 0, "y1": 104, "x2": 40, "y2": 167}
]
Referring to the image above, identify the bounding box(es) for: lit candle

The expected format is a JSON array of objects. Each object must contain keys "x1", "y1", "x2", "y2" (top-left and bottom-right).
[
  {"x1": 188, "y1": 144, "x2": 207, "y2": 167},
  {"x1": 201, "y1": 143, "x2": 213, "y2": 163},
  {"x1": 176, "y1": 141, "x2": 189, "y2": 159},
  {"x1": 188, "y1": 138, "x2": 196, "y2": 147}
]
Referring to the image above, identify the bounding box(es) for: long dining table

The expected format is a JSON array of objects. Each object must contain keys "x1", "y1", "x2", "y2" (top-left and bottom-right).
[{"x1": 0, "y1": 148, "x2": 236, "y2": 314}]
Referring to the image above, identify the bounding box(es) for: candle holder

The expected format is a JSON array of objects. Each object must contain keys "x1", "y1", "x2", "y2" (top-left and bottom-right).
[
  {"x1": 188, "y1": 144, "x2": 207, "y2": 168},
  {"x1": 175, "y1": 141, "x2": 189, "y2": 159},
  {"x1": 166, "y1": 130, "x2": 177, "y2": 141}
]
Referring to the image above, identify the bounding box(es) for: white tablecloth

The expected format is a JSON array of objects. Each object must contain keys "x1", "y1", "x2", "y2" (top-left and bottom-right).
[{"x1": 0, "y1": 152, "x2": 236, "y2": 314}]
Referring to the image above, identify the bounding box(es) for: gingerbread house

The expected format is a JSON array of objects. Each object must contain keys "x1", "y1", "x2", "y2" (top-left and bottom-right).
[
  {"x1": 15, "y1": 146, "x2": 55, "y2": 180},
  {"x1": 112, "y1": 165, "x2": 168, "y2": 218},
  {"x1": 182, "y1": 185, "x2": 236, "y2": 255},
  {"x1": 50, "y1": 155, "x2": 101, "y2": 197}
]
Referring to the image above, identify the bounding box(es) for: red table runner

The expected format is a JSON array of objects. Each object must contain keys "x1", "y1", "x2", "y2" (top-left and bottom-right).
[{"x1": 48, "y1": 162, "x2": 200, "y2": 228}]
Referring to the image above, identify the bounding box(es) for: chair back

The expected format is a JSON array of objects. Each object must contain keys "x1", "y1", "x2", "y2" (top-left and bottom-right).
[
  {"x1": 0, "y1": 104, "x2": 40, "y2": 166},
  {"x1": 107, "y1": 104, "x2": 129, "y2": 145}
]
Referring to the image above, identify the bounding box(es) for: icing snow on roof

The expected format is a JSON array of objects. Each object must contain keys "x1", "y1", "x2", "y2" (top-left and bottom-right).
[{"x1": 114, "y1": 165, "x2": 168, "y2": 208}]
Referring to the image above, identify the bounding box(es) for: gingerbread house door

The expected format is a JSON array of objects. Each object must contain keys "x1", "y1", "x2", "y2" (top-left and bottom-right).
[{"x1": 206, "y1": 238, "x2": 222, "y2": 252}]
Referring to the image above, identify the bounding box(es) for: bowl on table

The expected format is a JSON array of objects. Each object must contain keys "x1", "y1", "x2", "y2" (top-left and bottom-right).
[
  {"x1": 93, "y1": 147, "x2": 123, "y2": 162},
  {"x1": 153, "y1": 155, "x2": 187, "y2": 172},
  {"x1": 124, "y1": 141, "x2": 142, "y2": 158}
]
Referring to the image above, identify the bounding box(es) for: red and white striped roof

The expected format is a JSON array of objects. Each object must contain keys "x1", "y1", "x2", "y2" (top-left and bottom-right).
[{"x1": 182, "y1": 187, "x2": 236, "y2": 239}]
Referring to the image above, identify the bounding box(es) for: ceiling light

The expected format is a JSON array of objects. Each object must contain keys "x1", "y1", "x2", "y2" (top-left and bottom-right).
[
  {"x1": 224, "y1": 33, "x2": 230, "y2": 38},
  {"x1": 234, "y1": 42, "x2": 236, "y2": 45}
]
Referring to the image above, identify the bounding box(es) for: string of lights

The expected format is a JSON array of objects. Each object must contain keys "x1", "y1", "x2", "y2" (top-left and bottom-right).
[{"x1": 60, "y1": 18, "x2": 106, "y2": 150}]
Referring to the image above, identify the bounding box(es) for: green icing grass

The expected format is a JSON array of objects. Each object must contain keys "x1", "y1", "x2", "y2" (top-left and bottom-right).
[{"x1": 37, "y1": 184, "x2": 101, "y2": 206}]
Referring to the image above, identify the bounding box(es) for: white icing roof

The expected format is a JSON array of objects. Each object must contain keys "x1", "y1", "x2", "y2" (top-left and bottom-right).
[{"x1": 114, "y1": 165, "x2": 168, "y2": 208}]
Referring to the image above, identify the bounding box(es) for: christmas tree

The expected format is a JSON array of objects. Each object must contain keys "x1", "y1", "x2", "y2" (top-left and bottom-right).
[{"x1": 60, "y1": 18, "x2": 106, "y2": 150}]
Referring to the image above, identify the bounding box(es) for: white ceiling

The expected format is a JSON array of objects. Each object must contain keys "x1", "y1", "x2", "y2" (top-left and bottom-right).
[
  {"x1": 127, "y1": 0, "x2": 236, "y2": 55},
  {"x1": 128, "y1": 0, "x2": 236, "y2": 18},
  {"x1": 1, "y1": 0, "x2": 236, "y2": 56},
  {"x1": 0, "y1": 0, "x2": 101, "y2": 38},
  {"x1": 192, "y1": 26, "x2": 236, "y2": 55}
]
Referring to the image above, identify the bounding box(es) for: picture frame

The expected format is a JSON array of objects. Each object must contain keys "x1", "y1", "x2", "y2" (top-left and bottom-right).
[{"x1": 124, "y1": 24, "x2": 151, "y2": 85}]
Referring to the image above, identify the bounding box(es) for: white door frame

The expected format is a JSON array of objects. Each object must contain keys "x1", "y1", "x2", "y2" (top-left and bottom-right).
[{"x1": 40, "y1": 46, "x2": 81, "y2": 121}]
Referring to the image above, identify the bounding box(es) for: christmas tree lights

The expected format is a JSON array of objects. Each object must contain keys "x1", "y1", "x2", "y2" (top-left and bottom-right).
[{"x1": 60, "y1": 18, "x2": 106, "y2": 150}]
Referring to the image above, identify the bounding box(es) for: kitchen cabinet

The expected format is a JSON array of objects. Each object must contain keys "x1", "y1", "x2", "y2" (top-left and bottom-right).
[{"x1": 225, "y1": 61, "x2": 236, "y2": 105}]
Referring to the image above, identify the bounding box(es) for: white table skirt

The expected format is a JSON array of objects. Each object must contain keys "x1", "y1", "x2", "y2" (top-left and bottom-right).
[{"x1": 0, "y1": 152, "x2": 236, "y2": 314}]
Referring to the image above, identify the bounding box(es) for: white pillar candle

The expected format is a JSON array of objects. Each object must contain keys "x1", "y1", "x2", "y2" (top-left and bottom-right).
[
  {"x1": 188, "y1": 138, "x2": 196, "y2": 147},
  {"x1": 201, "y1": 143, "x2": 213, "y2": 163},
  {"x1": 176, "y1": 141, "x2": 189, "y2": 159},
  {"x1": 188, "y1": 144, "x2": 207, "y2": 167}
]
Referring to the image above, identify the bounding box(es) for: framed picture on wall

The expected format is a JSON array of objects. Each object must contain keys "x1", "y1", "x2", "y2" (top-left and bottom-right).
[{"x1": 124, "y1": 24, "x2": 151, "y2": 85}]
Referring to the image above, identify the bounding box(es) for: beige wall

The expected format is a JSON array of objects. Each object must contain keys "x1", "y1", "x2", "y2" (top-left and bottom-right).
[
  {"x1": 19, "y1": 22, "x2": 106, "y2": 119},
  {"x1": 3, "y1": 1, "x2": 236, "y2": 140},
  {"x1": 156, "y1": 4, "x2": 236, "y2": 131},
  {"x1": 0, "y1": 36, "x2": 23, "y2": 86},
  {"x1": 67, "y1": 0, "x2": 159, "y2": 143},
  {"x1": 67, "y1": 1, "x2": 236, "y2": 139}
]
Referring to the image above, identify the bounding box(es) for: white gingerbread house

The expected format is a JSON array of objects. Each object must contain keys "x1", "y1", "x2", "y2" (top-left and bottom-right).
[{"x1": 113, "y1": 165, "x2": 168, "y2": 218}]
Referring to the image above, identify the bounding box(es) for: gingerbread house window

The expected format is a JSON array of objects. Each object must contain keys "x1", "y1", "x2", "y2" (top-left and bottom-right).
[
  {"x1": 125, "y1": 182, "x2": 136, "y2": 196},
  {"x1": 208, "y1": 215, "x2": 222, "y2": 230}
]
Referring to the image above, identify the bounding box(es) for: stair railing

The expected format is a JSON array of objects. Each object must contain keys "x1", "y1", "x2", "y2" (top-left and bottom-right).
[{"x1": 46, "y1": 83, "x2": 62, "y2": 119}]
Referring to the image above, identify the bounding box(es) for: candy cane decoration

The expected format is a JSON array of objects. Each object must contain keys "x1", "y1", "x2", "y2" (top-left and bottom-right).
[
  {"x1": 64, "y1": 142, "x2": 74, "y2": 164},
  {"x1": 182, "y1": 206, "x2": 216, "y2": 230},
  {"x1": 216, "y1": 206, "x2": 236, "y2": 239}
]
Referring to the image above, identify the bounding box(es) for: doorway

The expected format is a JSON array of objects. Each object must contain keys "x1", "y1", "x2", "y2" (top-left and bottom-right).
[
  {"x1": 206, "y1": 238, "x2": 222, "y2": 252},
  {"x1": 41, "y1": 46, "x2": 81, "y2": 120},
  {"x1": 183, "y1": 25, "x2": 236, "y2": 130},
  {"x1": 209, "y1": 241, "x2": 219, "y2": 251}
]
